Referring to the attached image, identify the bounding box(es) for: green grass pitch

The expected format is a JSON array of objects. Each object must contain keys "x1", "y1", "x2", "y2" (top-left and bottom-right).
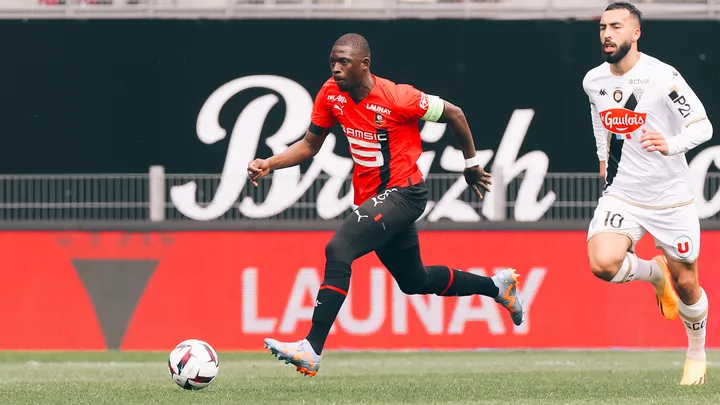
[{"x1": 0, "y1": 351, "x2": 718, "y2": 404}]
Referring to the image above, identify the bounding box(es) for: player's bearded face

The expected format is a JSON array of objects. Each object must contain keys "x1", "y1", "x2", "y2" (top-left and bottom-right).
[{"x1": 602, "y1": 39, "x2": 632, "y2": 64}]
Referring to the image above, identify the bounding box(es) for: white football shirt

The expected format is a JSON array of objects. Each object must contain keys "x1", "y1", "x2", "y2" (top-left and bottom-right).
[{"x1": 583, "y1": 52, "x2": 711, "y2": 208}]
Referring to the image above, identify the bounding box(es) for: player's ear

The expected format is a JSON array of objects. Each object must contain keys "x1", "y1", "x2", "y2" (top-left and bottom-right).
[
  {"x1": 633, "y1": 27, "x2": 641, "y2": 41},
  {"x1": 362, "y1": 57, "x2": 370, "y2": 70}
]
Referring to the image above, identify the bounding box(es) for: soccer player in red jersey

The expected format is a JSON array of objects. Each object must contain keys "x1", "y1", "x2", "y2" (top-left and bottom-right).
[{"x1": 248, "y1": 33, "x2": 525, "y2": 377}]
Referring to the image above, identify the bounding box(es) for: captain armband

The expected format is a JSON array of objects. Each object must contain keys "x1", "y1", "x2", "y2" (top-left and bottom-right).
[{"x1": 421, "y1": 95, "x2": 445, "y2": 122}]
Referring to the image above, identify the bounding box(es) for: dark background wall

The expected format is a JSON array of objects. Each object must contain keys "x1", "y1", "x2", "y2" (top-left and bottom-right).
[{"x1": 1, "y1": 19, "x2": 718, "y2": 175}]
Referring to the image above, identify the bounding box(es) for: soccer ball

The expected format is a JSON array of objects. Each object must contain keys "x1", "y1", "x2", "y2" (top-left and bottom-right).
[{"x1": 168, "y1": 339, "x2": 219, "y2": 390}]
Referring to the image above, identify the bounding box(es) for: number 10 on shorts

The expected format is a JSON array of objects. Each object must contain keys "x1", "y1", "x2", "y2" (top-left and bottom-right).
[{"x1": 604, "y1": 211, "x2": 625, "y2": 229}]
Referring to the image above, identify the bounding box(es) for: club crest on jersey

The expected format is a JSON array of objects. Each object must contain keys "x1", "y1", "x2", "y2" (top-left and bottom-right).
[
  {"x1": 419, "y1": 92, "x2": 429, "y2": 110},
  {"x1": 374, "y1": 113, "x2": 387, "y2": 126},
  {"x1": 633, "y1": 88, "x2": 644, "y2": 102},
  {"x1": 599, "y1": 108, "x2": 647, "y2": 135},
  {"x1": 613, "y1": 88, "x2": 623, "y2": 103}
]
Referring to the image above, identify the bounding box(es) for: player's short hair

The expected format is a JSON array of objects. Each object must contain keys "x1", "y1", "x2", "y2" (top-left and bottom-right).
[
  {"x1": 333, "y1": 33, "x2": 371, "y2": 59},
  {"x1": 606, "y1": 2, "x2": 642, "y2": 26}
]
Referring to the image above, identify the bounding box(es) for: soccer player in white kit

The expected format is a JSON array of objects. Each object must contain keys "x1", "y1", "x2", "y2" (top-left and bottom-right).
[{"x1": 583, "y1": 2, "x2": 713, "y2": 385}]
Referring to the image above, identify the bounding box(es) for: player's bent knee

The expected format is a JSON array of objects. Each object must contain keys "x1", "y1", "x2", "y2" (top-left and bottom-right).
[
  {"x1": 396, "y1": 277, "x2": 430, "y2": 295},
  {"x1": 392, "y1": 266, "x2": 433, "y2": 295},
  {"x1": 397, "y1": 283, "x2": 424, "y2": 295},
  {"x1": 325, "y1": 238, "x2": 353, "y2": 265},
  {"x1": 323, "y1": 265, "x2": 352, "y2": 282},
  {"x1": 588, "y1": 253, "x2": 624, "y2": 281},
  {"x1": 587, "y1": 233, "x2": 632, "y2": 281},
  {"x1": 394, "y1": 270, "x2": 430, "y2": 295}
]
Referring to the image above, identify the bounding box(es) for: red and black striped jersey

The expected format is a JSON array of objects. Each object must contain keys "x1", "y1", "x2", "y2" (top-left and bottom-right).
[{"x1": 310, "y1": 75, "x2": 433, "y2": 206}]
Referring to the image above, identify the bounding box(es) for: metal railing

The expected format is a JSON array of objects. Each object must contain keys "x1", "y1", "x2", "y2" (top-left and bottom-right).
[
  {"x1": 2, "y1": 170, "x2": 719, "y2": 222},
  {"x1": 2, "y1": 0, "x2": 718, "y2": 20}
]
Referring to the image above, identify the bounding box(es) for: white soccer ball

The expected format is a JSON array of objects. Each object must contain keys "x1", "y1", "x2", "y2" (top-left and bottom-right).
[{"x1": 168, "y1": 339, "x2": 219, "y2": 390}]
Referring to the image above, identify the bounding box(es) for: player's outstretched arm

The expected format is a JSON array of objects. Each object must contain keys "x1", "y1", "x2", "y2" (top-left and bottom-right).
[
  {"x1": 438, "y1": 100, "x2": 492, "y2": 198},
  {"x1": 399, "y1": 85, "x2": 489, "y2": 197},
  {"x1": 439, "y1": 100, "x2": 477, "y2": 160},
  {"x1": 247, "y1": 130, "x2": 326, "y2": 187}
]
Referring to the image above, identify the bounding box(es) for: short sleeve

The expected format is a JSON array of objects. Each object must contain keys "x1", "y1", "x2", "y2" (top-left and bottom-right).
[
  {"x1": 309, "y1": 86, "x2": 337, "y2": 137},
  {"x1": 663, "y1": 69, "x2": 708, "y2": 128},
  {"x1": 396, "y1": 84, "x2": 445, "y2": 123}
]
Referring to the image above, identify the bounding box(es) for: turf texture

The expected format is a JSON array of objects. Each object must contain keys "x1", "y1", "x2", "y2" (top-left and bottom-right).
[{"x1": 0, "y1": 351, "x2": 718, "y2": 405}]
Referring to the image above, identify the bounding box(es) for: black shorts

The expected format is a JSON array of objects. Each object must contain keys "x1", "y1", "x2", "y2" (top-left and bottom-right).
[{"x1": 326, "y1": 180, "x2": 428, "y2": 263}]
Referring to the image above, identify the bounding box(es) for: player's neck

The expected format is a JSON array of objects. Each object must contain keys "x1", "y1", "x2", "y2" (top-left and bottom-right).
[
  {"x1": 610, "y1": 49, "x2": 641, "y2": 76},
  {"x1": 349, "y1": 73, "x2": 375, "y2": 102}
]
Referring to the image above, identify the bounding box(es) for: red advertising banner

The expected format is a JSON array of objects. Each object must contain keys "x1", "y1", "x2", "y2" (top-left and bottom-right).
[{"x1": 0, "y1": 231, "x2": 717, "y2": 351}]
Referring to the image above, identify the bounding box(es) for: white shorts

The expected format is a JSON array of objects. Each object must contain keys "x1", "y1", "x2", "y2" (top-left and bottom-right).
[{"x1": 587, "y1": 195, "x2": 701, "y2": 263}]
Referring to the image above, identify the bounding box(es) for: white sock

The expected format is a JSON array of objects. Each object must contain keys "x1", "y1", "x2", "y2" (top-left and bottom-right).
[
  {"x1": 630, "y1": 254, "x2": 663, "y2": 286},
  {"x1": 610, "y1": 253, "x2": 634, "y2": 283},
  {"x1": 610, "y1": 253, "x2": 662, "y2": 285},
  {"x1": 679, "y1": 288, "x2": 708, "y2": 361}
]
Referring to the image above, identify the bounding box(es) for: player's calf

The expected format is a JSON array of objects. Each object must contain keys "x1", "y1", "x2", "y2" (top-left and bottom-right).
[
  {"x1": 305, "y1": 261, "x2": 351, "y2": 355},
  {"x1": 399, "y1": 265, "x2": 499, "y2": 298},
  {"x1": 671, "y1": 264, "x2": 700, "y2": 304},
  {"x1": 663, "y1": 257, "x2": 708, "y2": 384},
  {"x1": 392, "y1": 264, "x2": 524, "y2": 326},
  {"x1": 394, "y1": 272, "x2": 429, "y2": 295}
]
